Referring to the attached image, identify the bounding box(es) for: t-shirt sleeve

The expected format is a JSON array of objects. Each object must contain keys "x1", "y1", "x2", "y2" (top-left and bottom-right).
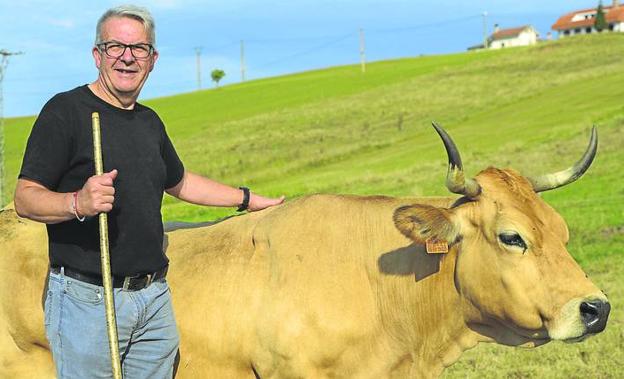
[
  {"x1": 162, "y1": 128, "x2": 185, "y2": 189},
  {"x1": 19, "y1": 98, "x2": 72, "y2": 190}
]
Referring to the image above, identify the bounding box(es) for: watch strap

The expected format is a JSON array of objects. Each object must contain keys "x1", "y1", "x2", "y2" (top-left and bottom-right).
[{"x1": 237, "y1": 187, "x2": 250, "y2": 212}]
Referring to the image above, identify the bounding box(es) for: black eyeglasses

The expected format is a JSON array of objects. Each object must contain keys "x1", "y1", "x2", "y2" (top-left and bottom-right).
[{"x1": 96, "y1": 41, "x2": 154, "y2": 59}]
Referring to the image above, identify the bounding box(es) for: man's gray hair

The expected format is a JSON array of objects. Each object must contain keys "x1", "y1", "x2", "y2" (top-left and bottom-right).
[{"x1": 95, "y1": 5, "x2": 156, "y2": 45}]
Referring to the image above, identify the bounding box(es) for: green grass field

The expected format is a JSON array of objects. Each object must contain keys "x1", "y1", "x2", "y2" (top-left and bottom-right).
[{"x1": 3, "y1": 34, "x2": 623, "y2": 377}]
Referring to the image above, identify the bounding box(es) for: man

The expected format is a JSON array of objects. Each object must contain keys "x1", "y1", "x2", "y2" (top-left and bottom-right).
[{"x1": 14, "y1": 5, "x2": 284, "y2": 378}]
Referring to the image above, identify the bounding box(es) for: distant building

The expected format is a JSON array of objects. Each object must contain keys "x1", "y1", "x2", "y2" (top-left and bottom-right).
[
  {"x1": 488, "y1": 25, "x2": 539, "y2": 49},
  {"x1": 552, "y1": 0, "x2": 624, "y2": 37}
]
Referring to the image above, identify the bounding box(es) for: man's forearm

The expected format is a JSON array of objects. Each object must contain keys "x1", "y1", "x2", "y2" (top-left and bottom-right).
[
  {"x1": 166, "y1": 172, "x2": 244, "y2": 207},
  {"x1": 166, "y1": 171, "x2": 285, "y2": 212},
  {"x1": 14, "y1": 180, "x2": 75, "y2": 224}
]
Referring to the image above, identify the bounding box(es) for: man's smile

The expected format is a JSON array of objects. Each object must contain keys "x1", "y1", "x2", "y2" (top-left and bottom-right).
[{"x1": 114, "y1": 68, "x2": 138, "y2": 74}]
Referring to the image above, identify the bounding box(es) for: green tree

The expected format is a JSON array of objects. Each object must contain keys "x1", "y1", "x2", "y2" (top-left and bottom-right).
[
  {"x1": 211, "y1": 69, "x2": 225, "y2": 88},
  {"x1": 595, "y1": 2, "x2": 608, "y2": 32}
]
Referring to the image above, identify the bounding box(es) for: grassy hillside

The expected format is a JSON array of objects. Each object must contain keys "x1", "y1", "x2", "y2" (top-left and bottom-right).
[{"x1": 3, "y1": 34, "x2": 623, "y2": 377}]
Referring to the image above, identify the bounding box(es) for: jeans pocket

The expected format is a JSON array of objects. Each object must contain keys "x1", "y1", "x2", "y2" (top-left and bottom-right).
[{"x1": 65, "y1": 279, "x2": 104, "y2": 304}]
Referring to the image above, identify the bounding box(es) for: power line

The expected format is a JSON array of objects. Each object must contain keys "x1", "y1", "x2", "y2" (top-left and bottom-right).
[
  {"x1": 245, "y1": 33, "x2": 358, "y2": 44},
  {"x1": 4, "y1": 15, "x2": 486, "y2": 86},
  {"x1": 189, "y1": 40, "x2": 238, "y2": 53},
  {"x1": 244, "y1": 15, "x2": 480, "y2": 43},
  {"x1": 372, "y1": 14, "x2": 481, "y2": 33},
  {"x1": 254, "y1": 32, "x2": 356, "y2": 70}
]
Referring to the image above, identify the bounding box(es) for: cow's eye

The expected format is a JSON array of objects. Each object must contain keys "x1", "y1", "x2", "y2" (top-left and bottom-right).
[{"x1": 499, "y1": 232, "x2": 527, "y2": 252}]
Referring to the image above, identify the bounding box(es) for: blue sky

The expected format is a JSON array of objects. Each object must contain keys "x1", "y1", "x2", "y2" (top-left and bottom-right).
[{"x1": 0, "y1": 0, "x2": 596, "y2": 117}]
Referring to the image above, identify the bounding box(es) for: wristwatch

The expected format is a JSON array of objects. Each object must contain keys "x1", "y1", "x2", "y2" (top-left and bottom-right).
[{"x1": 237, "y1": 187, "x2": 250, "y2": 212}]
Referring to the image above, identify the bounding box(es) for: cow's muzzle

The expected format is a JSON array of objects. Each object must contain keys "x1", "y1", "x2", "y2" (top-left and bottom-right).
[{"x1": 580, "y1": 300, "x2": 610, "y2": 334}]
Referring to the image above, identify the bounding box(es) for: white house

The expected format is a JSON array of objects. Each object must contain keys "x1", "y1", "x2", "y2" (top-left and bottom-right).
[
  {"x1": 488, "y1": 25, "x2": 539, "y2": 49},
  {"x1": 552, "y1": 0, "x2": 624, "y2": 37}
]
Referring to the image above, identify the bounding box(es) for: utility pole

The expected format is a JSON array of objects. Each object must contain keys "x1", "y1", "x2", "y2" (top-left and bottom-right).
[
  {"x1": 482, "y1": 11, "x2": 488, "y2": 49},
  {"x1": 0, "y1": 49, "x2": 24, "y2": 207},
  {"x1": 194, "y1": 47, "x2": 202, "y2": 90},
  {"x1": 240, "y1": 40, "x2": 246, "y2": 82},
  {"x1": 359, "y1": 28, "x2": 366, "y2": 73}
]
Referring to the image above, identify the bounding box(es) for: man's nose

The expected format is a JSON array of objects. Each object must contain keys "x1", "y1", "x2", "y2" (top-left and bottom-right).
[{"x1": 120, "y1": 47, "x2": 135, "y2": 63}]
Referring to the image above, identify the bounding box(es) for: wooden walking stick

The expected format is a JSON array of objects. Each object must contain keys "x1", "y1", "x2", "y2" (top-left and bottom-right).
[{"x1": 91, "y1": 112, "x2": 123, "y2": 379}]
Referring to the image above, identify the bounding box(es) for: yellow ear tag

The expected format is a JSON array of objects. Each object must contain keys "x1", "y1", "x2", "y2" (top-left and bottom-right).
[{"x1": 426, "y1": 238, "x2": 449, "y2": 254}]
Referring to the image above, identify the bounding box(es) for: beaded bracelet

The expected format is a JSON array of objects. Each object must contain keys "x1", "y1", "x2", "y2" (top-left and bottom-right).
[{"x1": 72, "y1": 191, "x2": 86, "y2": 222}]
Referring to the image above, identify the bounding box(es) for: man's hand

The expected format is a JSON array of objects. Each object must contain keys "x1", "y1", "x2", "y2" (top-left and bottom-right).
[
  {"x1": 248, "y1": 193, "x2": 285, "y2": 212},
  {"x1": 77, "y1": 169, "x2": 118, "y2": 216}
]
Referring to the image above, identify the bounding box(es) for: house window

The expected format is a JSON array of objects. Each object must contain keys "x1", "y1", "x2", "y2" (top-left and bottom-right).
[
  {"x1": 586, "y1": 27, "x2": 592, "y2": 33},
  {"x1": 609, "y1": 23, "x2": 615, "y2": 31},
  {"x1": 564, "y1": 30, "x2": 571, "y2": 35},
  {"x1": 575, "y1": 28, "x2": 581, "y2": 34}
]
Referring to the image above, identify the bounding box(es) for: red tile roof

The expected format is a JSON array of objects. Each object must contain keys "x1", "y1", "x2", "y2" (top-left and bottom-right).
[
  {"x1": 491, "y1": 26, "x2": 533, "y2": 40},
  {"x1": 552, "y1": 5, "x2": 624, "y2": 30}
]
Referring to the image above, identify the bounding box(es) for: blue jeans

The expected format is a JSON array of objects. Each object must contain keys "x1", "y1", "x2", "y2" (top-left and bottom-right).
[{"x1": 44, "y1": 268, "x2": 179, "y2": 379}]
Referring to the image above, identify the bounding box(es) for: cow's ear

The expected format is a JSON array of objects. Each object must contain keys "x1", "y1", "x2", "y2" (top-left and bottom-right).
[{"x1": 393, "y1": 204, "x2": 460, "y2": 244}]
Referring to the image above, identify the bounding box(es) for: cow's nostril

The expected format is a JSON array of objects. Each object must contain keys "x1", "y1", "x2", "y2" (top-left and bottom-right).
[
  {"x1": 580, "y1": 302, "x2": 599, "y2": 325},
  {"x1": 580, "y1": 301, "x2": 610, "y2": 334}
]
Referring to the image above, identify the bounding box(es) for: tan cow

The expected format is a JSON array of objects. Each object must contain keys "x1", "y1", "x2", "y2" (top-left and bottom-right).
[{"x1": 0, "y1": 123, "x2": 610, "y2": 378}]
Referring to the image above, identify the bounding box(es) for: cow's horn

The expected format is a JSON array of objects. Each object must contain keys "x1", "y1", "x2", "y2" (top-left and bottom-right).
[
  {"x1": 431, "y1": 122, "x2": 481, "y2": 198},
  {"x1": 528, "y1": 126, "x2": 598, "y2": 193}
]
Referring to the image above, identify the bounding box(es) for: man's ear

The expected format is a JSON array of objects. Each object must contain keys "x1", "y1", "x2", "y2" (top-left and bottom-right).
[
  {"x1": 92, "y1": 46, "x2": 102, "y2": 69},
  {"x1": 393, "y1": 204, "x2": 460, "y2": 244},
  {"x1": 149, "y1": 49, "x2": 159, "y2": 72}
]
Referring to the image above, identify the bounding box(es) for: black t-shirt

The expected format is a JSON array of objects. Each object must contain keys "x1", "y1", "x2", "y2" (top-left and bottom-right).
[{"x1": 19, "y1": 85, "x2": 184, "y2": 276}]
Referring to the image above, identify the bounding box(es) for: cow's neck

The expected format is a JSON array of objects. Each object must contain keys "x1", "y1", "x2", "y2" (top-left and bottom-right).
[{"x1": 376, "y1": 244, "x2": 480, "y2": 376}]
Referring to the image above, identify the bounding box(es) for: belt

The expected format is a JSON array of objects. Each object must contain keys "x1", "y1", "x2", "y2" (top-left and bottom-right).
[{"x1": 50, "y1": 265, "x2": 168, "y2": 291}]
